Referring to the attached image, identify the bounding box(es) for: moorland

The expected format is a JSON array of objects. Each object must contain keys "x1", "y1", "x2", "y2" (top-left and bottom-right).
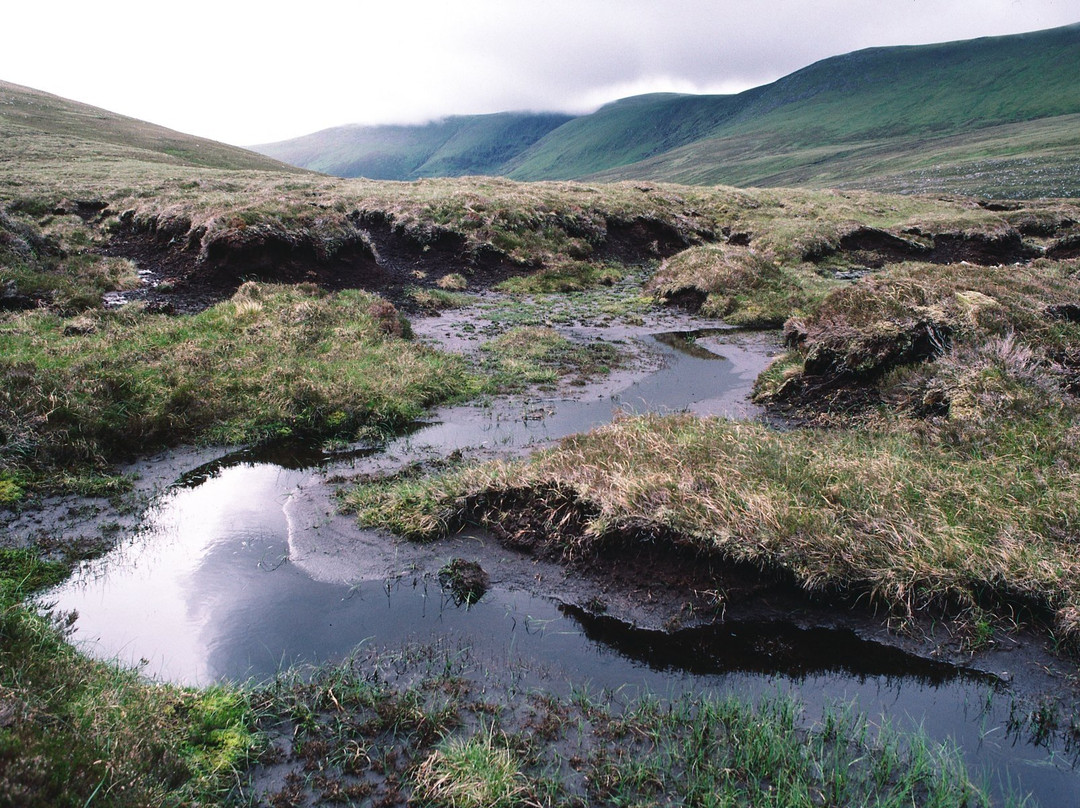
[{"x1": 3, "y1": 24, "x2": 1080, "y2": 806}]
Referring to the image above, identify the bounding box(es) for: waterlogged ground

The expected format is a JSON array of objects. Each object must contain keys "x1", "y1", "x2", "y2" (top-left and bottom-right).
[{"x1": 31, "y1": 291, "x2": 1080, "y2": 805}]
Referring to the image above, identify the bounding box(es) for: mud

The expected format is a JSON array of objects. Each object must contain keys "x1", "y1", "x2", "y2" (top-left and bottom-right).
[{"x1": 1048, "y1": 233, "x2": 1080, "y2": 260}]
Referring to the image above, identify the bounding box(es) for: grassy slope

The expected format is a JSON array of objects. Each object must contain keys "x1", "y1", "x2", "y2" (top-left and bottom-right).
[
  {"x1": 252, "y1": 112, "x2": 573, "y2": 179},
  {"x1": 0, "y1": 80, "x2": 304, "y2": 174},
  {"x1": 601, "y1": 113, "x2": 1080, "y2": 199},
  {"x1": 583, "y1": 24, "x2": 1080, "y2": 192},
  {"x1": 500, "y1": 92, "x2": 750, "y2": 180}
]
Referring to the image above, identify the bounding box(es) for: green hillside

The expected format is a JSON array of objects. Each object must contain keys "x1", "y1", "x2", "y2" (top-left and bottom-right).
[
  {"x1": 255, "y1": 23, "x2": 1080, "y2": 196},
  {"x1": 0, "y1": 80, "x2": 303, "y2": 174},
  {"x1": 253, "y1": 112, "x2": 572, "y2": 180},
  {"x1": 498, "y1": 93, "x2": 749, "y2": 180},
  {"x1": 577, "y1": 22, "x2": 1080, "y2": 194}
]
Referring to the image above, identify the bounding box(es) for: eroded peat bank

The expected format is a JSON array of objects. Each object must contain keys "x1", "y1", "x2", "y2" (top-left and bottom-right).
[{"x1": 5, "y1": 173, "x2": 1080, "y2": 805}]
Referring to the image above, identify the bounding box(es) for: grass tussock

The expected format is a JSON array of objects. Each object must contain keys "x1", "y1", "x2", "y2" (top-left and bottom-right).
[
  {"x1": 648, "y1": 243, "x2": 838, "y2": 326},
  {"x1": 772, "y1": 259, "x2": 1080, "y2": 385},
  {"x1": 413, "y1": 728, "x2": 529, "y2": 808},
  {"x1": 0, "y1": 282, "x2": 474, "y2": 498},
  {"x1": 479, "y1": 326, "x2": 622, "y2": 392},
  {"x1": 494, "y1": 260, "x2": 624, "y2": 294}
]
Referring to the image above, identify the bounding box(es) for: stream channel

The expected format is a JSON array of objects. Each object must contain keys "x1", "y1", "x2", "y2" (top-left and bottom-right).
[{"x1": 42, "y1": 305, "x2": 1080, "y2": 805}]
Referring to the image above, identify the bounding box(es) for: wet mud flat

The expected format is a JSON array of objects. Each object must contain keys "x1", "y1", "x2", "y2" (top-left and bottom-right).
[{"x1": 22, "y1": 297, "x2": 1080, "y2": 805}]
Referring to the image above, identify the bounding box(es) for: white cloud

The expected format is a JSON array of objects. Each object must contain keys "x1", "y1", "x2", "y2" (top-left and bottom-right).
[{"x1": 2, "y1": 0, "x2": 1075, "y2": 145}]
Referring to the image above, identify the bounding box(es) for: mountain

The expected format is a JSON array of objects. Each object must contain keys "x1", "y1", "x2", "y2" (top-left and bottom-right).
[
  {"x1": 569, "y1": 22, "x2": 1080, "y2": 192},
  {"x1": 253, "y1": 112, "x2": 573, "y2": 180},
  {"x1": 253, "y1": 23, "x2": 1080, "y2": 196},
  {"x1": 0, "y1": 80, "x2": 304, "y2": 173}
]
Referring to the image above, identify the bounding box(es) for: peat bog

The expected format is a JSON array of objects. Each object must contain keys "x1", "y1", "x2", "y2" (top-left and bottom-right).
[{"x1": 5, "y1": 142, "x2": 1080, "y2": 804}]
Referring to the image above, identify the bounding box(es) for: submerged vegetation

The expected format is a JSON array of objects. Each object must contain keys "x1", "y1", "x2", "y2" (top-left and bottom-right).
[{"x1": 240, "y1": 649, "x2": 998, "y2": 807}]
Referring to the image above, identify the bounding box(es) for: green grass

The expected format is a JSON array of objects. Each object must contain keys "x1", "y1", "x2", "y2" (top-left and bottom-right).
[
  {"x1": 479, "y1": 326, "x2": 622, "y2": 392},
  {"x1": 241, "y1": 651, "x2": 1001, "y2": 806},
  {"x1": 0, "y1": 548, "x2": 257, "y2": 806},
  {"x1": 0, "y1": 283, "x2": 474, "y2": 495},
  {"x1": 493, "y1": 260, "x2": 624, "y2": 294},
  {"x1": 0, "y1": 79, "x2": 301, "y2": 174},
  {"x1": 414, "y1": 728, "x2": 528, "y2": 808}
]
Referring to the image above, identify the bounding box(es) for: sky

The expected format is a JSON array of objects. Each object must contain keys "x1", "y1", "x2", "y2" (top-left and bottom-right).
[{"x1": 3, "y1": 0, "x2": 1077, "y2": 147}]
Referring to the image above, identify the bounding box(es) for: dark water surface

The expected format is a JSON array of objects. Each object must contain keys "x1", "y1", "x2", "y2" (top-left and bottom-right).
[{"x1": 43, "y1": 328, "x2": 1079, "y2": 805}]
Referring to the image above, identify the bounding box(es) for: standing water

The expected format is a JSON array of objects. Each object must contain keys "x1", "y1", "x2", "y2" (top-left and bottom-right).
[{"x1": 43, "y1": 324, "x2": 1079, "y2": 805}]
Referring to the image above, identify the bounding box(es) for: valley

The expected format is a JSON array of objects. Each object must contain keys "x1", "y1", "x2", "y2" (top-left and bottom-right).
[{"x1": 3, "y1": 41, "x2": 1080, "y2": 805}]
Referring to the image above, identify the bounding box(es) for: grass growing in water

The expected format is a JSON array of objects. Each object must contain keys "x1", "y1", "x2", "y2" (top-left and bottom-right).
[
  {"x1": 240, "y1": 650, "x2": 1001, "y2": 806},
  {"x1": 494, "y1": 260, "x2": 624, "y2": 294},
  {"x1": 413, "y1": 727, "x2": 528, "y2": 808},
  {"x1": 479, "y1": 326, "x2": 622, "y2": 392}
]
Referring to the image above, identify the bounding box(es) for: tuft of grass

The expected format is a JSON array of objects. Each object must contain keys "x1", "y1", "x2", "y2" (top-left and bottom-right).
[
  {"x1": 649, "y1": 242, "x2": 838, "y2": 326},
  {"x1": 413, "y1": 727, "x2": 529, "y2": 808},
  {"x1": 0, "y1": 547, "x2": 67, "y2": 599},
  {"x1": 479, "y1": 326, "x2": 621, "y2": 392},
  {"x1": 436, "y1": 272, "x2": 469, "y2": 291},
  {"x1": 494, "y1": 260, "x2": 624, "y2": 294},
  {"x1": 409, "y1": 286, "x2": 471, "y2": 311},
  {"x1": 760, "y1": 258, "x2": 1080, "y2": 400}
]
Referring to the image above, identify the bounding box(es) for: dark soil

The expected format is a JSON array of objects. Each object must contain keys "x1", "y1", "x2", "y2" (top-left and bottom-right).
[
  {"x1": 1048, "y1": 233, "x2": 1080, "y2": 260},
  {"x1": 813, "y1": 224, "x2": 1045, "y2": 267},
  {"x1": 437, "y1": 558, "x2": 490, "y2": 606},
  {"x1": 596, "y1": 215, "x2": 703, "y2": 263},
  {"x1": 446, "y1": 484, "x2": 1059, "y2": 666},
  {"x1": 99, "y1": 208, "x2": 702, "y2": 314}
]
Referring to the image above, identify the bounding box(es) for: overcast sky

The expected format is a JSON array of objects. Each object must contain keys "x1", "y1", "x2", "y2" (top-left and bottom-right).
[{"x1": 3, "y1": 0, "x2": 1076, "y2": 146}]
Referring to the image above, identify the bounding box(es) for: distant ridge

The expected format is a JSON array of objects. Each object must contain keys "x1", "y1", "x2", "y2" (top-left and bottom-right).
[
  {"x1": 253, "y1": 112, "x2": 573, "y2": 180},
  {"x1": 253, "y1": 23, "x2": 1080, "y2": 196}
]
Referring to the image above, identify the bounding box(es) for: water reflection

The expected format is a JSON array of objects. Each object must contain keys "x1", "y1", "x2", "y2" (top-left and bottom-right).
[{"x1": 40, "y1": 327, "x2": 1080, "y2": 804}]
